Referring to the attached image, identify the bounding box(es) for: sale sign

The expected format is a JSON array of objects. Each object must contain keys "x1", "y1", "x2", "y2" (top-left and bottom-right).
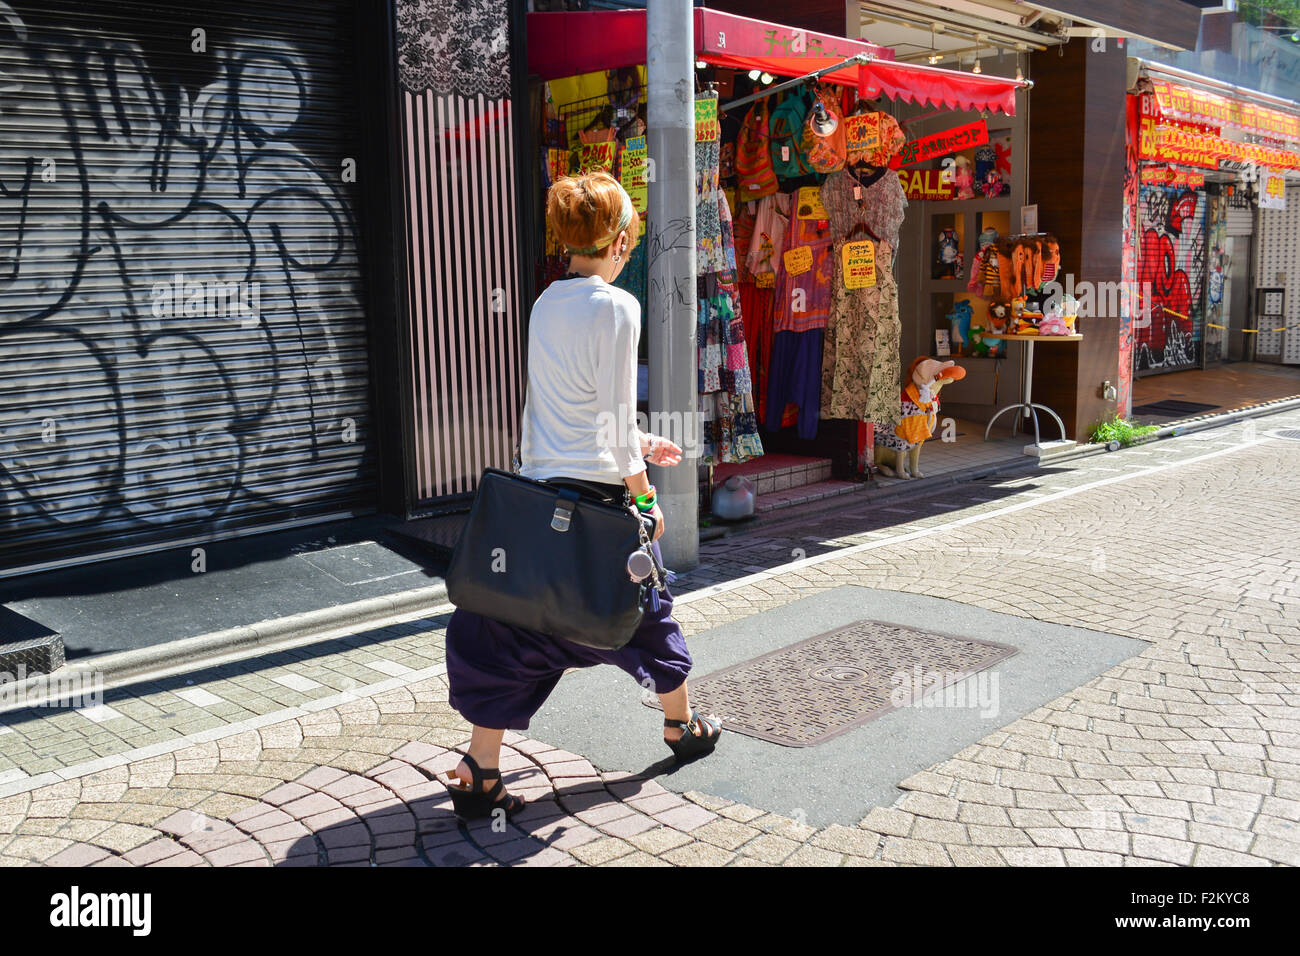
[
  {"x1": 844, "y1": 113, "x2": 880, "y2": 157},
  {"x1": 1140, "y1": 166, "x2": 1205, "y2": 188},
  {"x1": 620, "y1": 135, "x2": 649, "y2": 215},
  {"x1": 891, "y1": 120, "x2": 989, "y2": 168},
  {"x1": 695, "y1": 97, "x2": 720, "y2": 142},
  {"x1": 576, "y1": 141, "x2": 616, "y2": 174},
  {"x1": 842, "y1": 240, "x2": 876, "y2": 289},
  {"x1": 897, "y1": 167, "x2": 955, "y2": 200}
]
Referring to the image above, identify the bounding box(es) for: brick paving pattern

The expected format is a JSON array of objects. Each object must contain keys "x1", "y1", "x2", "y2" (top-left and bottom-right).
[{"x1": 1, "y1": 412, "x2": 1297, "y2": 866}]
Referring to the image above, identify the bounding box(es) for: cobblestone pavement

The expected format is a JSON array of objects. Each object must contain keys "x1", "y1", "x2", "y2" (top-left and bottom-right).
[{"x1": 1, "y1": 411, "x2": 1298, "y2": 866}]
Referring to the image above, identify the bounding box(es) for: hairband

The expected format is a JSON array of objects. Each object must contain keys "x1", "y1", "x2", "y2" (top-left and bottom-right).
[{"x1": 566, "y1": 183, "x2": 634, "y2": 256}]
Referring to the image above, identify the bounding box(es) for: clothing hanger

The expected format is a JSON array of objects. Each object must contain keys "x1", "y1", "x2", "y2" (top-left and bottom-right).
[{"x1": 846, "y1": 220, "x2": 879, "y2": 242}]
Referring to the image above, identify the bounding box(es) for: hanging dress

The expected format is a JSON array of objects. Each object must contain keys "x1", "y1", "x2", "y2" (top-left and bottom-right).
[
  {"x1": 818, "y1": 168, "x2": 907, "y2": 427},
  {"x1": 696, "y1": 92, "x2": 763, "y2": 465}
]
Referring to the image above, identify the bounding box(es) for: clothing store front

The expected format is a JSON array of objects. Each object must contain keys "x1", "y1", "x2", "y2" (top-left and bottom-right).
[
  {"x1": 1126, "y1": 68, "x2": 1300, "y2": 379},
  {"x1": 1115, "y1": 64, "x2": 1300, "y2": 427},
  {"x1": 526, "y1": 8, "x2": 1027, "y2": 513}
]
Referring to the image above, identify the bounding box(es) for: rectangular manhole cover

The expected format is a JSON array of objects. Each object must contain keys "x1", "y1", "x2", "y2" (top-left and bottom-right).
[{"x1": 648, "y1": 620, "x2": 1016, "y2": 747}]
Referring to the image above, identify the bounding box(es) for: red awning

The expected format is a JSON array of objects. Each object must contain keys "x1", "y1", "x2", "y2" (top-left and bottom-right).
[{"x1": 527, "y1": 8, "x2": 1024, "y2": 117}]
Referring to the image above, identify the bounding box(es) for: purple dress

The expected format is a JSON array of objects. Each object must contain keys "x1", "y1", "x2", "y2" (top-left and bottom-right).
[{"x1": 444, "y1": 507, "x2": 692, "y2": 731}]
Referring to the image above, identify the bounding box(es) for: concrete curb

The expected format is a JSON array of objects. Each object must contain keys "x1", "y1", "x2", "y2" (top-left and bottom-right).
[
  {"x1": 7, "y1": 392, "x2": 1295, "y2": 704},
  {"x1": 3, "y1": 582, "x2": 450, "y2": 711}
]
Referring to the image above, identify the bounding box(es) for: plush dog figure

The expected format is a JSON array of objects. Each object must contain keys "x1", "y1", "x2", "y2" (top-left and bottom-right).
[{"x1": 874, "y1": 358, "x2": 967, "y2": 480}]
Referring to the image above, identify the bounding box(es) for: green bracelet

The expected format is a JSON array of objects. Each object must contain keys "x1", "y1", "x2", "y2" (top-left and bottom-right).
[{"x1": 634, "y1": 485, "x2": 657, "y2": 511}]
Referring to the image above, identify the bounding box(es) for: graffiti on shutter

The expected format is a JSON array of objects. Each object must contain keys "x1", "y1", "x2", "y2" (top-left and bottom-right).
[{"x1": 0, "y1": 0, "x2": 371, "y2": 572}]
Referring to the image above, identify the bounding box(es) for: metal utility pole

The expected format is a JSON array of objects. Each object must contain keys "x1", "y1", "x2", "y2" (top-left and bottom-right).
[{"x1": 646, "y1": 0, "x2": 699, "y2": 570}]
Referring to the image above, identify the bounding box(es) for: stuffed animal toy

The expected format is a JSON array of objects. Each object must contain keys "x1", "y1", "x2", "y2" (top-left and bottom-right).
[
  {"x1": 874, "y1": 358, "x2": 967, "y2": 480},
  {"x1": 953, "y1": 155, "x2": 975, "y2": 200},
  {"x1": 969, "y1": 325, "x2": 990, "y2": 358},
  {"x1": 936, "y1": 227, "x2": 962, "y2": 279},
  {"x1": 946, "y1": 299, "x2": 974, "y2": 355},
  {"x1": 987, "y1": 299, "x2": 1012, "y2": 335},
  {"x1": 1038, "y1": 314, "x2": 1069, "y2": 336}
]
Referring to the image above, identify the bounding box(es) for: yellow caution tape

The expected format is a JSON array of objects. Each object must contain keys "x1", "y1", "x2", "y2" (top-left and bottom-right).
[{"x1": 1206, "y1": 322, "x2": 1294, "y2": 333}]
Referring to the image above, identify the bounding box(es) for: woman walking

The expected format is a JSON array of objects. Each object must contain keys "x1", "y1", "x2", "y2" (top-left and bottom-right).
[{"x1": 441, "y1": 171, "x2": 722, "y2": 820}]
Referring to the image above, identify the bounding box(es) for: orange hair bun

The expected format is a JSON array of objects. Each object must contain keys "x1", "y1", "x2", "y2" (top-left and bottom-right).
[{"x1": 546, "y1": 171, "x2": 640, "y2": 256}]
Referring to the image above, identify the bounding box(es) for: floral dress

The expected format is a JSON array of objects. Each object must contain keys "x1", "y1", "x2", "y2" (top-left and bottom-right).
[
  {"x1": 819, "y1": 169, "x2": 907, "y2": 427},
  {"x1": 696, "y1": 92, "x2": 763, "y2": 465}
]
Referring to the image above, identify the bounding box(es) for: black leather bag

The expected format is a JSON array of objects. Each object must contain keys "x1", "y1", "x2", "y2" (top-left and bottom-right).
[{"x1": 444, "y1": 468, "x2": 654, "y2": 651}]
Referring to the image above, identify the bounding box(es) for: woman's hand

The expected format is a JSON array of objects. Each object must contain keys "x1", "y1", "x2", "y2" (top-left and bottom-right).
[{"x1": 640, "y1": 433, "x2": 683, "y2": 467}]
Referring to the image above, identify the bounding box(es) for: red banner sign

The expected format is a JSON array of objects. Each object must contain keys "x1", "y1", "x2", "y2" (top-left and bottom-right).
[
  {"x1": 1138, "y1": 112, "x2": 1300, "y2": 170},
  {"x1": 1150, "y1": 79, "x2": 1300, "y2": 143},
  {"x1": 1140, "y1": 166, "x2": 1205, "y2": 188},
  {"x1": 891, "y1": 120, "x2": 989, "y2": 168}
]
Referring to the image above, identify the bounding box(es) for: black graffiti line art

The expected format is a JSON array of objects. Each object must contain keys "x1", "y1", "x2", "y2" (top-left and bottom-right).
[{"x1": 0, "y1": 6, "x2": 367, "y2": 556}]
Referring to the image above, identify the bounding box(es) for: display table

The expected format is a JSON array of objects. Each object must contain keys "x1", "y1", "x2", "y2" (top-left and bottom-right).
[{"x1": 982, "y1": 333, "x2": 1082, "y2": 445}]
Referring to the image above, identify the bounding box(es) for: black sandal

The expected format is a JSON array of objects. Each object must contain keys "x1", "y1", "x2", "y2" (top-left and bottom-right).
[
  {"x1": 441, "y1": 753, "x2": 525, "y2": 821},
  {"x1": 664, "y1": 709, "x2": 722, "y2": 762}
]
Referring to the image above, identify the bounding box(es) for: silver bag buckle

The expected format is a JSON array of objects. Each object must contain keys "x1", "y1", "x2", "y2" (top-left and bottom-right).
[{"x1": 550, "y1": 492, "x2": 578, "y2": 532}]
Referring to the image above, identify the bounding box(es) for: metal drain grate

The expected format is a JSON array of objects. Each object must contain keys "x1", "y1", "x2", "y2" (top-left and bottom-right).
[
  {"x1": 648, "y1": 620, "x2": 1015, "y2": 747},
  {"x1": 1271, "y1": 429, "x2": 1300, "y2": 442},
  {"x1": 1131, "y1": 400, "x2": 1220, "y2": 417}
]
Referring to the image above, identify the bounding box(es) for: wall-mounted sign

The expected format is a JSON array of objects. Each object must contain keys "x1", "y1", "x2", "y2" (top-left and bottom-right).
[
  {"x1": 897, "y1": 167, "x2": 954, "y2": 200},
  {"x1": 891, "y1": 120, "x2": 989, "y2": 168},
  {"x1": 1259, "y1": 169, "x2": 1287, "y2": 209},
  {"x1": 1020, "y1": 203, "x2": 1038, "y2": 235}
]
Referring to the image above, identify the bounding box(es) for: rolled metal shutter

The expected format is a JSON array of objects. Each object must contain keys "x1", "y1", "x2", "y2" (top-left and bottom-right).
[
  {"x1": 0, "y1": 0, "x2": 373, "y2": 575},
  {"x1": 1225, "y1": 202, "x2": 1254, "y2": 238}
]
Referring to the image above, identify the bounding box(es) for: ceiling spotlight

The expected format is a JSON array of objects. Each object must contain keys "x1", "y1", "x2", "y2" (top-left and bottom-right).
[
  {"x1": 928, "y1": 54, "x2": 942, "y2": 65},
  {"x1": 1015, "y1": 65, "x2": 1024, "y2": 81},
  {"x1": 760, "y1": 72, "x2": 774, "y2": 84},
  {"x1": 748, "y1": 69, "x2": 761, "y2": 80},
  {"x1": 695, "y1": 60, "x2": 707, "y2": 69},
  {"x1": 972, "y1": 58, "x2": 981, "y2": 74}
]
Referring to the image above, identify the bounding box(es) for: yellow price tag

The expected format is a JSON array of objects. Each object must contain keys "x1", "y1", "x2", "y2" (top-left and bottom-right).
[
  {"x1": 796, "y1": 186, "x2": 827, "y2": 220},
  {"x1": 783, "y1": 246, "x2": 813, "y2": 277},
  {"x1": 755, "y1": 271, "x2": 775, "y2": 289},
  {"x1": 695, "y1": 97, "x2": 719, "y2": 142},
  {"x1": 842, "y1": 240, "x2": 876, "y2": 289}
]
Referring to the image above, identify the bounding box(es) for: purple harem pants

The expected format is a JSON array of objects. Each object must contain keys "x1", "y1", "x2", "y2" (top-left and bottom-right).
[{"x1": 444, "y1": 539, "x2": 692, "y2": 731}]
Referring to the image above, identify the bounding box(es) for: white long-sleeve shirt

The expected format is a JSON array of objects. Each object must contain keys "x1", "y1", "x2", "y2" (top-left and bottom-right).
[{"x1": 519, "y1": 275, "x2": 645, "y2": 485}]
